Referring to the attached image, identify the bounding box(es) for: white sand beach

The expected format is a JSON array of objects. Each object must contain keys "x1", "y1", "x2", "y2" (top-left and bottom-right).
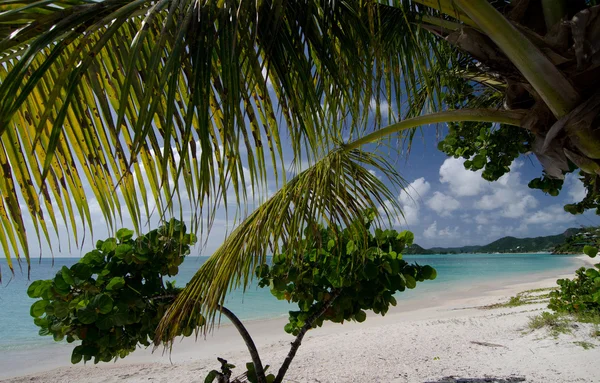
[{"x1": 1, "y1": 255, "x2": 598, "y2": 383}]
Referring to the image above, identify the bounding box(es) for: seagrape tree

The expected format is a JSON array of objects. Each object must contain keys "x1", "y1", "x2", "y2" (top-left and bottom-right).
[
  {"x1": 28, "y1": 219, "x2": 203, "y2": 364},
  {"x1": 29, "y1": 216, "x2": 435, "y2": 383}
]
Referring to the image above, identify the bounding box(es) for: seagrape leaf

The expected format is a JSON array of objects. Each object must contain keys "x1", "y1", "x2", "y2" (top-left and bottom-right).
[
  {"x1": 92, "y1": 294, "x2": 114, "y2": 314},
  {"x1": 116, "y1": 228, "x2": 134, "y2": 241},
  {"x1": 61, "y1": 266, "x2": 75, "y2": 285},
  {"x1": 421, "y1": 265, "x2": 437, "y2": 280},
  {"x1": 27, "y1": 280, "x2": 50, "y2": 298},
  {"x1": 584, "y1": 245, "x2": 598, "y2": 258},
  {"x1": 106, "y1": 277, "x2": 125, "y2": 291},
  {"x1": 396, "y1": 230, "x2": 414, "y2": 246},
  {"x1": 101, "y1": 238, "x2": 117, "y2": 253},
  {"x1": 354, "y1": 310, "x2": 366, "y2": 323},
  {"x1": 77, "y1": 308, "x2": 98, "y2": 324},
  {"x1": 71, "y1": 263, "x2": 92, "y2": 280},
  {"x1": 30, "y1": 300, "x2": 48, "y2": 317}
]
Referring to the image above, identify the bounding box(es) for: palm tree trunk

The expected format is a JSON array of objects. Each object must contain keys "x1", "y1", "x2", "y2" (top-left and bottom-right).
[
  {"x1": 454, "y1": 0, "x2": 580, "y2": 119},
  {"x1": 541, "y1": 0, "x2": 567, "y2": 29}
]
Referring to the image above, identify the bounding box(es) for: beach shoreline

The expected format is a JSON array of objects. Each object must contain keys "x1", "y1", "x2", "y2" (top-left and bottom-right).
[{"x1": 1, "y1": 254, "x2": 597, "y2": 382}]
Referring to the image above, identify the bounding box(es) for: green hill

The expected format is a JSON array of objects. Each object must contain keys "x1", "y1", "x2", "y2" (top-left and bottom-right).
[
  {"x1": 406, "y1": 227, "x2": 587, "y2": 255},
  {"x1": 553, "y1": 227, "x2": 600, "y2": 254}
]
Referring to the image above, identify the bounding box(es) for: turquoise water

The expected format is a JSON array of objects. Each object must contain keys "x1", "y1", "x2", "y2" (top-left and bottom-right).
[{"x1": 0, "y1": 253, "x2": 580, "y2": 353}]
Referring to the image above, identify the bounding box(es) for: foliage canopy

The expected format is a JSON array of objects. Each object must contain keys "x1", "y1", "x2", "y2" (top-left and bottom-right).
[
  {"x1": 257, "y1": 213, "x2": 436, "y2": 336},
  {"x1": 29, "y1": 220, "x2": 202, "y2": 364}
]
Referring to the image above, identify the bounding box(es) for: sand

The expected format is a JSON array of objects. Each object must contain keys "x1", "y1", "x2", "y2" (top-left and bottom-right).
[{"x1": 1, "y1": 255, "x2": 598, "y2": 383}]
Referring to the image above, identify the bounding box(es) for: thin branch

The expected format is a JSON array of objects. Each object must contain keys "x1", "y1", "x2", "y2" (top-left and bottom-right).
[
  {"x1": 273, "y1": 289, "x2": 342, "y2": 383},
  {"x1": 219, "y1": 305, "x2": 267, "y2": 383}
]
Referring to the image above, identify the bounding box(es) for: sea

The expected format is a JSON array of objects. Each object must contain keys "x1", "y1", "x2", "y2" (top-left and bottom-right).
[{"x1": 0, "y1": 253, "x2": 582, "y2": 355}]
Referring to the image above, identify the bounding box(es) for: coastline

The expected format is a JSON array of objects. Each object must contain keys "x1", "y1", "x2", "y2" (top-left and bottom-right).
[{"x1": 1, "y1": 254, "x2": 596, "y2": 382}]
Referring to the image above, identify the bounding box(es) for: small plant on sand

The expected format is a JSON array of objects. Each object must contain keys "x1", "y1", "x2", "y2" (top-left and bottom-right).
[
  {"x1": 205, "y1": 211, "x2": 436, "y2": 383},
  {"x1": 28, "y1": 220, "x2": 203, "y2": 364},
  {"x1": 527, "y1": 312, "x2": 571, "y2": 337},
  {"x1": 573, "y1": 341, "x2": 596, "y2": 350},
  {"x1": 548, "y1": 247, "x2": 600, "y2": 318}
]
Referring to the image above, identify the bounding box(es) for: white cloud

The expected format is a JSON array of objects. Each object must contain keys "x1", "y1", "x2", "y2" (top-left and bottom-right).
[
  {"x1": 470, "y1": 161, "x2": 538, "y2": 218},
  {"x1": 439, "y1": 157, "x2": 489, "y2": 197},
  {"x1": 565, "y1": 173, "x2": 586, "y2": 202},
  {"x1": 369, "y1": 98, "x2": 391, "y2": 116},
  {"x1": 524, "y1": 204, "x2": 576, "y2": 225},
  {"x1": 501, "y1": 195, "x2": 538, "y2": 218},
  {"x1": 390, "y1": 177, "x2": 431, "y2": 225},
  {"x1": 398, "y1": 177, "x2": 431, "y2": 205},
  {"x1": 368, "y1": 169, "x2": 383, "y2": 181},
  {"x1": 423, "y1": 221, "x2": 438, "y2": 238},
  {"x1": 423, "y1": 220, "x2": 459, "y2": 239},
  {"x1": 426, "y1": 191, "x2": 460, "y2": 217}
]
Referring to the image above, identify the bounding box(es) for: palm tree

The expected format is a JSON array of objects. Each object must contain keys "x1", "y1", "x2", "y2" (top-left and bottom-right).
[{"x1": 1, "y1": 0, "x2": 599, "y2": 338}]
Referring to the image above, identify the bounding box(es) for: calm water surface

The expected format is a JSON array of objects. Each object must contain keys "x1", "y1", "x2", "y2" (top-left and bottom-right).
[{"x1": 0, "y1": 253, "x2": 580, "y2": 353}]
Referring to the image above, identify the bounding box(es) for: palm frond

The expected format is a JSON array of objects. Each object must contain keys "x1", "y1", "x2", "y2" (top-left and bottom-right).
[
  {"x1": 0, "y1": 0, "x2": 460, "y2": 274},
  {"x1": 155, "y1": 148, "x2": 404, "y2": 341}
]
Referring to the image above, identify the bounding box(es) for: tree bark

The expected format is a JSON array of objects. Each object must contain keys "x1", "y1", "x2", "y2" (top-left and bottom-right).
[
  {"x1": 273, "y1": 290, "x2": 342, "y2": 383},
  {"x1": 218, "y1": 305, "x2": 267, "y2": 383}
]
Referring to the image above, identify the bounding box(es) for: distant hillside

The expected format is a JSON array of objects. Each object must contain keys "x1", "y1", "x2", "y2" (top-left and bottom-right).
[
  {"x1": 406, "y1": 227, "x2": 586, "y2": 255},
  {"x1": 553, "y1": 227, "x2": 600, "y2": 254}
]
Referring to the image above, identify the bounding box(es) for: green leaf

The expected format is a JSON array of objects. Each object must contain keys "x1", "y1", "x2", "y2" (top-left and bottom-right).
[
  {"x1": 404, "y1": 275, "x2": 416, "y2": 289},
  {"x1": 585, "y1": 268, "x2": 599, "y2": 279},
  {"x1": 61, "y1": 266, "x2": 74, "y2": 285},
  {"x1": 53, "y1": 301, "x2": 69, "y2": 319},
  {"x1": 71, "y1": 346, "x2": 83, "y2": 364},
  {"x1": 396, "y1": 230, "x2": 414, "y2": 246},
  {"x1": 471, "y1": 154, "x2": 486, "y2": 170},
  {"x1": 70, "y1": 263, "x2": 92, "y2": 280},
  {"x1": 584, "y1": 245, "x2": 598, "y2": 258},
  {"x1": 204, "y1": 370, "x2": 219, "y2": 383},
  {"x1": 421, "y1": 265, "x2": 437, "y2": 280},
  {"x1": 273, "y1": 252, "x2": 286, "y2": 264},
  {"x1": 354, "y1": 310, "x2": 366, "y2": 323},
  {"x1": 96, "y1": 315, "x2": 114, "y2": 330},
  {"x1": 363, "y1": 263, "x2": 378, "y2": 280},
  {"x1": 116, "y1": 228, "x2": 134, "y2": 241},
  {"x1": 284, "y1": 323, "x2": 294, "y2": 334},
  {"x1": 54, "y1": 274, "x2": 70, "y2": 293},
  {"x1": 327, "y1": 239, "x2": 336, "y2": 251},
  {"x1": 106, "y1": 277, "x2": 125, "y2": 291},
  {"x1": 346, "y1": 240, "x2": 356, "y2": 255},
  {"x1": 27, "y1": 280, "x2": 49, "y2": 298},
  {"x1": 91, "y1": 294, "x2": 114, "y2": 314},
  {"x1": 77, "y1": 308, "x2": 98, "y2": 324},
  {"x1": 101, "y1": 238, "x2": 117, "y2": 253},
  {"x1": 30, "y1": 300, "x2": 48, "y2": 317},
  {"x1": 81, "y1": 250, "x2": 105, "y2": 266},
  {"x1": 115, "y1": 244, "x2": 133, "y2": 258}
]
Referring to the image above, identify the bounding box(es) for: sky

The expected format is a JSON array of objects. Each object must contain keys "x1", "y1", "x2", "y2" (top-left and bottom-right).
[{"x1": 369, "y1": 127, "x2": 600, "y2": 249}]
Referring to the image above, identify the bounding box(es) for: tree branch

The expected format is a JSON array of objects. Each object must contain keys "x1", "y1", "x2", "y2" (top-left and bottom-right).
[
  {"x1": 273, "y1": 289, "x2": 342, "y2": 383},
  {"x1": 218, "y1": 305, "x2": 267, "y2": 383}
]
